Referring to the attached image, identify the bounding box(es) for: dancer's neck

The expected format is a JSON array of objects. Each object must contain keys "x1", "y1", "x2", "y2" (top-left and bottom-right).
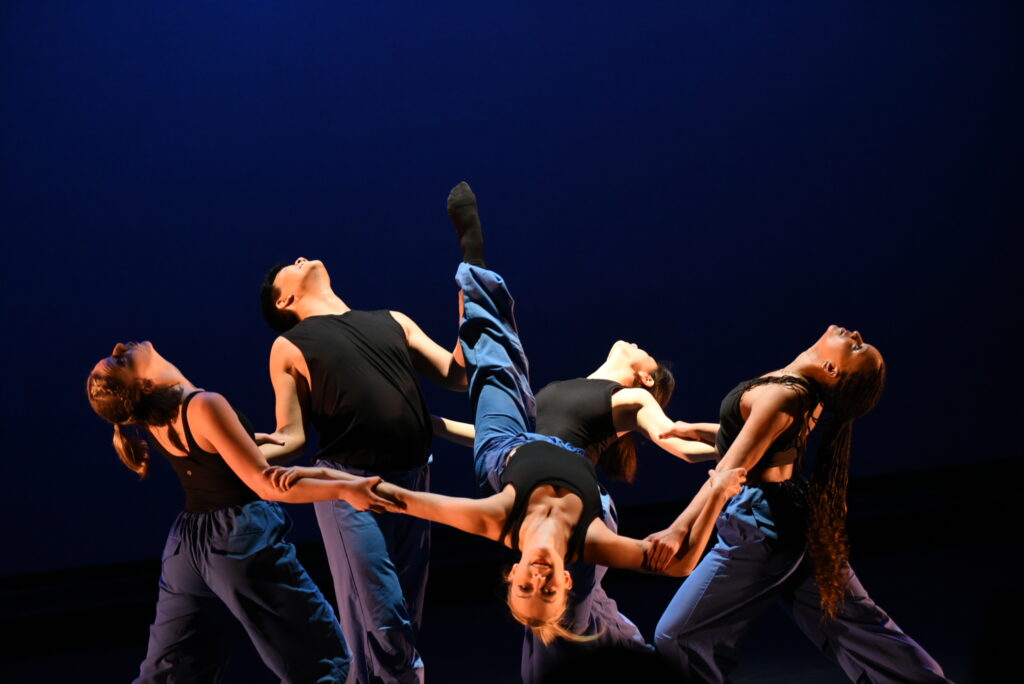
[
  {"x1": 587, "y1": 360, "x2": 636, "y2": 386},
  {"x1": 297, "y1": 290, "x2": 350, "y2": 319}
]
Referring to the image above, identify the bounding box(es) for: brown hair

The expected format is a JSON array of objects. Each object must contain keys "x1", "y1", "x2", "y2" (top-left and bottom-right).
[
  {"x1": 597, "y1": 361, "x2": 675, "y2": 482},
  {"x1": 807, "y1": 361, "x2": 886, "y2": 620},
  {"x1": 86, "y1": 365, "x2": 183, "y2": 478}
]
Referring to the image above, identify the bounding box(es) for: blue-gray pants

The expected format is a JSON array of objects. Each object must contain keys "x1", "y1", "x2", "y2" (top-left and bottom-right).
[
  {"x1": 654, "y1": 485, "x2": 949, "y2": 683},
  {"x1": 135, "y1": 501, "x2": 349, "y2": 683},
  {"x1": 314, "y1": 460, "x2": 430, "y2": 684},
  {"x1": 455, "y1": 262, "x2": 584, "y2": 495}
]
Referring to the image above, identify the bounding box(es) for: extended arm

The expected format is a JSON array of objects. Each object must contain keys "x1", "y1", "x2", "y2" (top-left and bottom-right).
[
  {"x1": 659, "y1": 421, "x2": 719, "y2": 446},
  {"x1": 257, "y1": 336, "x2": 310, "y2": 464},
  {"x1": 644, "y1": 467, "x2": 747, "y2": 574},
  {"x1": 617, "y1": 388, "x2": 717, "y2": 463},
  {"x1": 373, "y1": 480, "x2": 507, "y2": 540},
  {"x1": 585, "y1": 468, "x2": 744, "y2": 577},
  {"x1": 391, "y1": 310, "x2": 467, "y2": 391},
  {"x1": 431, "y1": 415, "x2": 475, "y2": 448},
  {"x1": 188, "y1": 392, "x2": 391, "y2": 510}
]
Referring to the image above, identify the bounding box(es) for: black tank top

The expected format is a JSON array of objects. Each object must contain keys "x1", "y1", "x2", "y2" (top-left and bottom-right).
[
  {"x1": 716, "y1": 376, "x2": 817, "y2": 475},
  {"x1": 499, "y1": 441, "x2": 603, "y2": 562},
  {"x1": 153, "y1": 391, "x2": 261, "y2": 513},
  {"x1": 282, "y1": 311, "x2": 432, "y2": 471},
  {"x1": 535, "y1": 378, "x2": 622, "y2": 459}
]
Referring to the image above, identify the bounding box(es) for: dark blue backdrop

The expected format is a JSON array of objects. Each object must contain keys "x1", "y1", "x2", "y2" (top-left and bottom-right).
[{"x1": 1, "y1": 1, "x2": 1018, "y2": 575}]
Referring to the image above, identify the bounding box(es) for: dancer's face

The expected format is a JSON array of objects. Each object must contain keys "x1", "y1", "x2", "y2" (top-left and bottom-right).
[
  {"x1": 273, "y1": 257, "x2": 329, "y2": 306},
  {"x1": 811, "y1": 325, "x2": 884, "y2": 379},
  {"x1": 508, "y1": 552, "x2": 573, "y2": 623},
  {"x1": 91, "y1": 341, "x2": 162, "y2": 383},
  {"x1": 608, "y1": 340, "x2": 658, "y2": 387}
]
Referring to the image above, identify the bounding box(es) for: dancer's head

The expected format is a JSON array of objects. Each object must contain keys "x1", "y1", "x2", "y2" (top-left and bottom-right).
[
  {"x1": 505, "y1": 553, "x2": 597, "y2": 644},
  {"x1": 605, "y1": 341, "x2": 660, "y2": 388},
  {"x1": 599, "y1": 341, "x2": 675, "y2": 482},
  {"x1": 260, "y1": 257, "x2": 331, "y2": 332},
  {"x1": 86, "y1": 341, "x2": 184, "y2": 478},
  {"x1": 803, "y1": 324, "x2": 886, "y2": 619},
  {"x1": 507, "y1": 550, "x2": 571, "y2": 625},
  {"x1": 806, "y1": 325, "x2": 885, "y2": 397}
]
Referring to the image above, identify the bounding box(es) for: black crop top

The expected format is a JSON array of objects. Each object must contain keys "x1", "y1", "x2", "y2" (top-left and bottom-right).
[
  {"x1": 535, "y1": 378, "x2": 622, "y2": 458},
  {"x1": 499, "y1": 441, "x2": 603, "y2": 562},
  {"x1": 716, "y1": 376, "x2": 818, "y2": 475},
  {"x1": 151, "y1": 392, "x2": 261, "y2": 513}
]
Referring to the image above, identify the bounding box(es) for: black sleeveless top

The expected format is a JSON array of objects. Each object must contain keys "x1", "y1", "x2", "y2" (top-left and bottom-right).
[
  {"x1": 499, "y1": 441, "x2": 603, "y2": 562},
  {"x1": 716, "y1": 376, "x2": 817, "y2": 475},
  {"x1": 282, "y1": 310, "x2": 432, "y2": 471},
  {"x1": 535, "y1": 378, "x2": 622, "y2": 459},
  {"x1": 153, "y1": 391, "x2": 261, "y2": 513}
]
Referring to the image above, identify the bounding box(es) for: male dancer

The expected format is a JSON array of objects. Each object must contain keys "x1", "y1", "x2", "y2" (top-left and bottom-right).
[{"x1": 258, "y1": 256, "x2": 466, "y2": 683}]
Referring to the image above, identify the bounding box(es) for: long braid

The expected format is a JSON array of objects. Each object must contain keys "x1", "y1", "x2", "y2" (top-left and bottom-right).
[
  {"x1": 807, "y1": 418, "x2": 853, "y2": 619},
  {"x1": 809, "y1": 363, "x2": 886, "y2": 619}
]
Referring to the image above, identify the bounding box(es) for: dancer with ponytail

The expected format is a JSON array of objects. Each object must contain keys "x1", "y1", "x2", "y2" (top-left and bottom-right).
[
  {"x1": 650, "y1": 328, "x2": 949, "y2": 682},
  {"x1": 86, "y1": 341, "x2": 394, "y2": 682}
]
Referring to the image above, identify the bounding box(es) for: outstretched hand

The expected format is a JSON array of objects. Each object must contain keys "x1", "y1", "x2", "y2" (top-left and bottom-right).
[
  {"x1": 343, "y1": 476, "x2": 406, "y2": 514},
  {"x1": 709, "y1": 467, "x2": 746, "y2": 498},
  {"x1": 643, "y1": 527, "x2": 686, "y2": 573}
]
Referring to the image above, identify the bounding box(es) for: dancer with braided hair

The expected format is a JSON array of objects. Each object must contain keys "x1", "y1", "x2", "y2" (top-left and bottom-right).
[{"x1": 650, "y1": 329, "x2": 950, "y2": 682}]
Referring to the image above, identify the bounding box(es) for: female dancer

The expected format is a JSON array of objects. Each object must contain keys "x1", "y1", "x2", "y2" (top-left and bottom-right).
[
  {"x1": 269, "y1": 182, "x2": 746, "y2": 648},
  {"x1": 533, "y1": 340, "x2": 717, "y2": 482},
  {"x1": 649, "y1": 327, "x2": 950, "y2": 681},
  {"x1": 86, "y1": 341, "x2": 393, "y2": 682}
]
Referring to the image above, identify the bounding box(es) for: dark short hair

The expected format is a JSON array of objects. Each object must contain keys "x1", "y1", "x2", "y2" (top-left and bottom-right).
[{"x1": 260, "y1": 263, "x2": 300, "y2": 333}]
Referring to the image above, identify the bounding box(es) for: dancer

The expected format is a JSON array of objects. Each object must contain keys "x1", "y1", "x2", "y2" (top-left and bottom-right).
[
  {"x1": 258, "y1": 255, "x2": 466, "y2": 683},
  {"x1": 86, "y1": 341, "x2": 379, "y2": 683},
  {"x1": 651, "y1": 328, "x2": 950, "y2": 682},
  {"x1": 534, "y1": 344, "x2": 718, "y2": 486},
  {"x1": 268, "y1": 183, "x2": 747, "y2": 653}
]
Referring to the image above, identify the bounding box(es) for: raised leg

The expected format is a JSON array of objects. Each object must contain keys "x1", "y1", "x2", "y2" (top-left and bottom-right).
[{"x1": 455, "y1": 262, "x2": 537, "y2": 493}]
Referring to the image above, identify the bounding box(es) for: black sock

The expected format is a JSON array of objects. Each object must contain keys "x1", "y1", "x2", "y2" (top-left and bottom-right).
[{"x1": 447, "y1": 181, "x2": 486, "y2": 267}]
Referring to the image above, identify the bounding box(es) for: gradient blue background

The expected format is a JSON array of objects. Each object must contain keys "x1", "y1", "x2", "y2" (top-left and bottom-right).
[{"x1": 1, "y1": 1, "x2": 1018, "y2": 576}]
